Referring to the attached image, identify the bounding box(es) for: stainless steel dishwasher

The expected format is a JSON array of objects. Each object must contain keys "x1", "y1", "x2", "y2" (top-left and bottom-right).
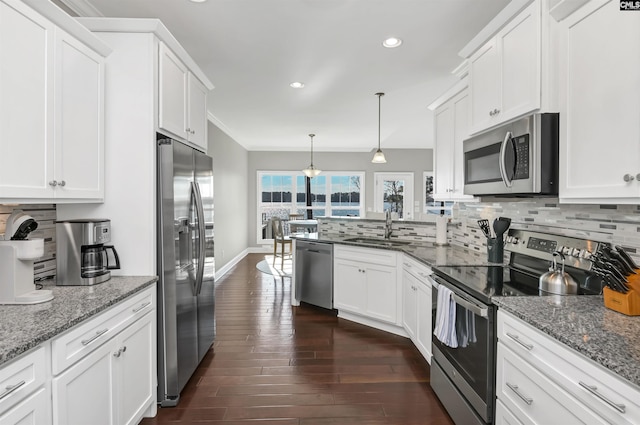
[{"x1": 295, "y1": 240, "x2": 333, "y2": 309}]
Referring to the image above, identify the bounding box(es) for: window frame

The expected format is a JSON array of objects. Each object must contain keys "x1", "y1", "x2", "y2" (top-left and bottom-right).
[{"x1": 256, "y1": 170, "x2": 365, "y2": 243}]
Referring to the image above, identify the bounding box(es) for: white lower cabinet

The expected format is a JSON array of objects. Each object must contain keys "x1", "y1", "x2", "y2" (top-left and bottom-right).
[
  {"x1": 0, "y1": 387, "x2": 51, "y2": 425},
  {"x1": 401, "y1": 257, "x2": 432, "y2": 363},
  {"x1": 52, "y1": 311, "x2": 154, "y2": 425},
  {"x1": 497, "y1": 310, "x2": 640, "y2": 425},
  {"x1": 333, "y1": 245, "x2": 400, "y2": 327}
]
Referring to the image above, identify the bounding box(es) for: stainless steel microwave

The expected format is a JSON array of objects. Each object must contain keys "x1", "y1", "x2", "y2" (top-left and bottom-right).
[{"x1": 463, "y1": 113, "x2": 559, "y2": 196}]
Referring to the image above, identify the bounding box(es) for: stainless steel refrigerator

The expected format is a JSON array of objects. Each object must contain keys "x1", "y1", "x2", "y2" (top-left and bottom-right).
[{"x1": 157, "y1": 136, "x2": 215, "y2": 407}]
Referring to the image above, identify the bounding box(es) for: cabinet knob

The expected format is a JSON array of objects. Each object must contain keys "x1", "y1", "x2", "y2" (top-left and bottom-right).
[
  {"x1": 623, "y1": 174, "x2": 635, "y2": 182},
  {"x1": 49, "y1": 180, "x2": 58, "y2": 187},
  {"x1": 636, "y1": 174, "x2": 640, "y2": 181},
  {"x1": 59, "y1": 180, "x2": 66, "y2": 187},
  {"x1": 113, "y1": 350, "x2": 121, "y2": 358}
]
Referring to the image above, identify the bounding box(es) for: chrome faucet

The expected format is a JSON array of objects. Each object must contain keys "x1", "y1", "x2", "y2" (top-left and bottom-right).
[{"x1": 384, "y1": 210, "x2": 393, "y2": 239}]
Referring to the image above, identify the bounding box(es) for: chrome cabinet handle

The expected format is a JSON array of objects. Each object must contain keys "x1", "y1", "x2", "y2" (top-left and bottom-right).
[
  {"x1": 506, "y1": 382, "x2": 533, "y2": 405},
  {"x1": 113, "y1": 346, "x2": 127, "y2": 358},
  {"x1": 579, "y1": 381, "x2": 626, "y2": 413},
  {"x1": 132, "y1": 301, "x2": 151, "y2": 313},
  {"x1": 49, "y1": 180, "x2": 58, "y2": 187},
  {"x1": 0, "y1": 381, "x2": 26, "y2": 400},
  {"x1": 81, "y1": 328, "x2": 108, "y2": 346},
  {"x1": 623, "y1": 174, "x2": 635, "y2": 182},
  {"x1": 506, "y1": 332, "x2": 533, "y2": 351}
]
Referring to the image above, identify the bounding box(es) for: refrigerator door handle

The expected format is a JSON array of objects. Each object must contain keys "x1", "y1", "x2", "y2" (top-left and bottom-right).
[{"x1": 192, "y1": 181, "x2": 206, "y2": 296}]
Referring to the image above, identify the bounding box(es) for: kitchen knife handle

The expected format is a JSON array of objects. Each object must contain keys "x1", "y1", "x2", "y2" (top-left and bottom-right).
[{"x1": 579, "y1": 381, "x2": 626, "y2": 413}]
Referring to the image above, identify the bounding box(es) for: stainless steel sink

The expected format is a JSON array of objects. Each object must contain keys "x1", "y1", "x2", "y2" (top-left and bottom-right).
[{"x1": 343, "y1": 237, "x2": 413, "y2": 247}]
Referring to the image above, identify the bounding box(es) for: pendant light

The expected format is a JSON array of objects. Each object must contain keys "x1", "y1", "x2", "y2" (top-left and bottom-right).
[
  {"x1": 372, "y1": 92, "x2": 387, "y2": 164},
  {"x1": 302, "y1": 134, "x2": 321, "y2": 178}
]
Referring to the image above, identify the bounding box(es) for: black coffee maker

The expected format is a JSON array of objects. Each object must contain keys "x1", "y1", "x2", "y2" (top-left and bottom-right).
[{"x1": 56, "y1": 219, "x2": 120, "y2": 286}]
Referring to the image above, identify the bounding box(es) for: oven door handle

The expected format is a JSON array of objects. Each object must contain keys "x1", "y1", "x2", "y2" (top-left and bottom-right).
[
  {"x1": 434, "y1": 279, "x2": 489, "y2": 318},
  {"x1": 451, "y1": 293, "x2": 489, "y2": 318},
  {"x1": 499, "y1": 131, "x2": 514, "y2": 188}
]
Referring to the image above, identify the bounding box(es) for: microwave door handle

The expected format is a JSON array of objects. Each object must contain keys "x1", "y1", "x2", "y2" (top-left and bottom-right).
[{"x1": 499, "y1": 131, "x2": 514, "y2": 188}]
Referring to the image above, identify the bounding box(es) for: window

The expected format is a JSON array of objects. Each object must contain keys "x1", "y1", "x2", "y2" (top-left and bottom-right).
[
  {"x1": 373, "y1": 172, "x2": 414, "y2": 220},
  {"x1": 424, "y1": 171, "x2": 454, "y2": 215},
  {"x1": 257, "y1": 171, "x2": 364, "y2": 242}
]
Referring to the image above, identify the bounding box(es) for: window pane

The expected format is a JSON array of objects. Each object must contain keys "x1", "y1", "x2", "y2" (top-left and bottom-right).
[
  {"x1": 330, "y1": 175, "x2": 361, "y2": 207},
  {"x1": 383, "y1": 179, "x2": 405, "y2": 218},
  {"x1": 296, "y1": 176, "x2": 306, "y2": 204},
  {"x1": 309, "y1": 176, "x2": 326, "y2": 208},
  {"x1": 331, "y1": 209, "x2": 360, "y2": 217}
]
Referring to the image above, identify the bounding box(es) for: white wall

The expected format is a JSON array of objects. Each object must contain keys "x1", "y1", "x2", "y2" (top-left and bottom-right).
[
  {"x1": 247, "y1": 149, "x2": 433, "y2": 247},
  {"x1": 208, "y1": 122, "x2": 250, "y2": 271}
]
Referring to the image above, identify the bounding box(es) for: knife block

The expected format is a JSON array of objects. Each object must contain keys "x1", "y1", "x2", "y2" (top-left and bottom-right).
[{"x1": 603, "y1": 287, "x2": 640, "y2": 316}]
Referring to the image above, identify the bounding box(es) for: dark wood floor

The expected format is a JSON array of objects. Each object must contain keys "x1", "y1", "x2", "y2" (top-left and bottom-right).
[{"x1": 141, "y1": 253, "x2": 454, "y2": 424}]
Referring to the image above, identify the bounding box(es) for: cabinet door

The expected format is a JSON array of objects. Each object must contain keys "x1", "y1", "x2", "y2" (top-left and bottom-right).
[
  {"x1": 54, "y1": 28, "x2": 105, "y2": 200},
  {"x1": 53, "y1": 341, "x2": 115, "y2": 425},
  {"x1": 415, "y1": 280, "x2": 432, "y2": 363},
  {"x1": 187, "y1": 74, "x2": 208, "y2": 152},
  {"x1": 498, "y1": 1, "x2": 540, "y2": 121},
  {"x1": 0, "y1": 387, "x2": 51, "y2": 425},
  {"x1": 560, "y1": 0, "x2": 640, "y2": 201},
  {"x1": 495, "y1": 399, "x2": 524, "y2": 425},
  {"x1": 365, "y1": 264, "x2": 397, "y2": 323},
  {"x1": 333, "y1": 259, "x2": 366, "y2": 314},
  {"x1": 116, "y1": 313, "x2": 155, "y2": 425},
  {"x1": 469, "y1": 39, "x2": 500, "y2": 133},
  {"x1": 402, "y1": 271, "x2": 418, "y2": 339},
  {"x1": 433, "y1": 102, "x2": 454, "y2": 199},
  {"x1": 0, "y1": 0, "x2": 54, "y2": 199},
  {"x1": 159, "y1": 43, "x2": 188, "y2": 141}
]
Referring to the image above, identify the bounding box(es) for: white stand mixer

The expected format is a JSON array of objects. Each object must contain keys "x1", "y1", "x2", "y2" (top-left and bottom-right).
[{"x1": 0, "y1": 211, "x2": 54, "y2": 304}]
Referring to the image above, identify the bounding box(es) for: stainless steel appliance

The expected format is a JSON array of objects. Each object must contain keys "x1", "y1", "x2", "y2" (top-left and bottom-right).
[
  {"x1": 56, "y1": 219, "x2": 120, "y2": 286},
  {"x1": 295, "y1": 240, "x2": 333, "y2": 309},
  {"x1": 430, "y1": 229, "x2": 605, "y2": 425},
  {"x1": 157, "y1": 136, "x2": 215, "y2": 407},
  {"x1": 463, "y1": 113, "x2": 559, "y2": 196}
]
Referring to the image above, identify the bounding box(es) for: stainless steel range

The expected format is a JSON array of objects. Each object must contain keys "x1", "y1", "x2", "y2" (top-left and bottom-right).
[{"x1": 430, "y1": 229, "x2": 606, "y2": 425}]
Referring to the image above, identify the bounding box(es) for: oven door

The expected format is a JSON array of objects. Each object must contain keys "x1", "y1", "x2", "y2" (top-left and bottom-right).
[{"x1": 431, "y1": 276, "x2": 495, "y2": 424}]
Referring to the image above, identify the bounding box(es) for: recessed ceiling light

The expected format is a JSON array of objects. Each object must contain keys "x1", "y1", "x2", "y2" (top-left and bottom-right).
[
  {"x1": 188, "y1": 0, "x2": 207, "y2": 3},
  {"x1": 383, "y1": 37, "x2": 403, "y2": 48},
  {"x1": 290, "y1": 82, "x2": 305, "y2": 89}
]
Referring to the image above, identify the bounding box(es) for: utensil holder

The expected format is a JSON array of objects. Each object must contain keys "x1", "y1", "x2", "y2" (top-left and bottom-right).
[
  {"x1": 487, "y1": 238, "x2": 503, "y2": 263},
  {"x1": 603, "y1": 287, "x2": 640, "y2": 316}
]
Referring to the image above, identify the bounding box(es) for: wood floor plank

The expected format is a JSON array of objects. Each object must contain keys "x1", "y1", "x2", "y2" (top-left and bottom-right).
[{"x1": 141, "y1": 253, "x2": 454, "y2": 424}]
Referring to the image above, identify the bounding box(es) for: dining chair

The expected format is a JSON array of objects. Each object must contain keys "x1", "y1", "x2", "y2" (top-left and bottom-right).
[{"x1": 271, "y1": 217, "x2": 292, "y2": 269}]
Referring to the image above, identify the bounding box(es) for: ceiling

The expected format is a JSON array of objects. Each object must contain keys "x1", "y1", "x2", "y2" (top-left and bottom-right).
[{"x1": 60, "y1": 0, "x2": 510, "y2": 152}]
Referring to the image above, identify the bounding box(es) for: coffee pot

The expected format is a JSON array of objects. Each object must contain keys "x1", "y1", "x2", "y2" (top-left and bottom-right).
[{"x1": 56, "y1": 219, "x2": 120, "y2": 286}]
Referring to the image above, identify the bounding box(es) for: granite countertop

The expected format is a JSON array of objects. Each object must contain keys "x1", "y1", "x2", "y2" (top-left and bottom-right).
[
  {"x1": 494, "y1": 296, "x2": 640, "y2": 389},
  {"x1": 292, "y1": 233, "x2": 501, "y2": 267},
  {"x1": 0, "y1": 276, "x2": 157, "y2": 366}
]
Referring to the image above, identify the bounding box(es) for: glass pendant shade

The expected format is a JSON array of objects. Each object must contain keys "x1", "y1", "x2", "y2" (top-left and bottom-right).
[
  {"x1": 372, "y1": 92, "x2": 387, "y2": 164},
  {"x1": 302, "y1": 134, "x2": 321, "y2": 178}
]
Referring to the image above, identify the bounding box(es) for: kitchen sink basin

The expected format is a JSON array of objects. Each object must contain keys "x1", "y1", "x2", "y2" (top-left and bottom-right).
[{"x1": 343, "y1": 237, "x2": 413, "y2": 247}]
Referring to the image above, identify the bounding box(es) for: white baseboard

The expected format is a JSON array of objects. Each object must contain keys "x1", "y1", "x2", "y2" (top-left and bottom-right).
[
  {"x1": 215, "y1": 246, "x2": 272, "y2": 279},
  {"x1": 337, "y1": 311, "x2": 409, "y2": 338}
]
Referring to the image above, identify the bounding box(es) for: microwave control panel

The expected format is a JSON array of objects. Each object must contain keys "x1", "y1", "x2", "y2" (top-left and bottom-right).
[{"x1": 513, "y1": 135, "x2": 530, "y2": 180}]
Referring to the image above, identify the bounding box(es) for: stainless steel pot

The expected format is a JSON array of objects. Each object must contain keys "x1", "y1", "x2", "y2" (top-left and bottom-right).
[{"x1": 539, "y1": 251, "x2": 578, "y2": 295}]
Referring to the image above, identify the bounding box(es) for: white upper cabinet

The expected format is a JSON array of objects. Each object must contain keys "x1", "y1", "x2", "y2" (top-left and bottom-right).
[
  {"x1": 431, "y1": 81, "x2": 475, "y2": 201},
  {"x1": 159, "y1": 42, "x2": 209, "y2": 152},
  {"x1": 558, "y1": 0, "x2": 640, "y2": 203},
  {"x1": 0, "y1": 0, "x2": 109, "y2": 203},
  {"x1": 467, "y1": 1, "x2": 543, "y2": 135}
]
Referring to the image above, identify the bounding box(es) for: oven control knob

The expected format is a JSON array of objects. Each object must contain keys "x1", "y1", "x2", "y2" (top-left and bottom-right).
[
  {"x1": 562, "y1": 246, "x2": 572, "y2": 256},
  {"x1": 510, "y1": 237, "x2": 519, "y2": 245},
  {"x1": 572, "y1": 248, "x2": 582, "y2": 257},
  {"x1": 505, "y1": 236, "x2": 512, "y2": 243},
  {"x1": 579, "y1": 249, "x2": 592, "y2": 259}
]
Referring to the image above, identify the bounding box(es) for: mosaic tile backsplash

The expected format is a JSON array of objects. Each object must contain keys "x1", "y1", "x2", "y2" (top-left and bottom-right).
[{"x1": 318, "y1": 199, "x2": 640, "y2": 263}]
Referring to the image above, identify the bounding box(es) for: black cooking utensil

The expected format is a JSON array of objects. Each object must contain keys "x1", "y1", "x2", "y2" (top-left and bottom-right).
[
  {"x1": 477, "y1": 219, "x2": 491, "y2": 238},
  {"x1": 602, "y1": 245, "x2": 635, "y2": 275},
  {"x1": 493, "y1": 218, "x2": 510, "y2": 240}
]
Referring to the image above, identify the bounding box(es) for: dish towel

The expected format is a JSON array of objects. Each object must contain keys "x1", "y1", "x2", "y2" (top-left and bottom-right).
[{"x1": 433, "y1": 285, "x2": 458, "y2": 348}]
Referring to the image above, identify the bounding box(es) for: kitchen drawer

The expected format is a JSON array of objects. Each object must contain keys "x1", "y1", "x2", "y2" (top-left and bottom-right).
[
  {"x1": 51, "y1": 286, "x2": 155, "y2": 374},
  {"x1": 402, "y1": 255, "x2": 432, "y2": 282},
  {"x1": 495, "y1": 399, "x2": 524, "y2": 425},
  {"x1": 0, "y1": 345, "x2": 47, "y2": 415},
  {"x1": 498, "y1": 310, "x2": 640, "y2": 425},
  {"x1": 334, "y1": 244, "x2": 397, "y2": 266},
  {"x1": 0, "y1": 386, "x2": 50, "y2": 425},
  {"x1": 497, "y1": 342, "x2": 607, "y2": 425}
]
